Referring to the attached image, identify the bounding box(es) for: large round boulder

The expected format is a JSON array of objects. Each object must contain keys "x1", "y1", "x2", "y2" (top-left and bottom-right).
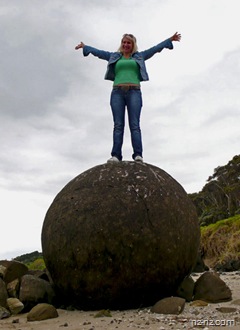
[{"x1": 41, "y1": 162, "x2": 200, "y2": 309}]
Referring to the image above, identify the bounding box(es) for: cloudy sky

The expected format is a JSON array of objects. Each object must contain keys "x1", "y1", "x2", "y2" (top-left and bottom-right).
[{"x1": 1, "y1": 0, "x2": 239, "y2": 259}]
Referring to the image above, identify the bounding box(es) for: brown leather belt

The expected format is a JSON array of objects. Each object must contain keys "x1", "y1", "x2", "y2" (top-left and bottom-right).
[{"x1": 113, "y1": 85, "x2": 141, "y2": 91}]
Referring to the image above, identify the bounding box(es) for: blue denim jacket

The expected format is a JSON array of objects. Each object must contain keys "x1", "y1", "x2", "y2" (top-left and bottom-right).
[{"x1": 83, "y1": 38, "x2": 173, "y2": 82}]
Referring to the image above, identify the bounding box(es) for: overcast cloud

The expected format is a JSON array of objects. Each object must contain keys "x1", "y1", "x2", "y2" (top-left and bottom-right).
[{"x1": 1, "y1": 0, "x2": 239, "y2": 259}]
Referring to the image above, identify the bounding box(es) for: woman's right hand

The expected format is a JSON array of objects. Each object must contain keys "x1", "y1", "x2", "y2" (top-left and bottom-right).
[
  {"x1": 75, "y1": 42, "x2": 85, "y2": 50},
  {"x1": 170, "y1": 32, "x2": 181, "y2": 42}
]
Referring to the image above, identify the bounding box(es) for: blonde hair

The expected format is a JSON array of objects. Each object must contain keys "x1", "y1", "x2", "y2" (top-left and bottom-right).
[{"x1": 118, "y1": 34, "x2": 138, "y2": 54}]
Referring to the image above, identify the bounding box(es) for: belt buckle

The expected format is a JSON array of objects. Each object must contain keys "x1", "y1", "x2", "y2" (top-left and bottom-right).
[{"x1": 122, "y1": 85, "x2": 130, "y2": 92}]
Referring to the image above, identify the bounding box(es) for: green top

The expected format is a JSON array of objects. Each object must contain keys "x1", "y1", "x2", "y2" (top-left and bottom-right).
[{"x1": 113, "y1": 56, "x2": 140, "y2": 86}]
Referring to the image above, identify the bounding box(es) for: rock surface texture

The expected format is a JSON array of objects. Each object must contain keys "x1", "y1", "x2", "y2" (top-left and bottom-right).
[{"x1": 41, "y1": 162, "x2": 200, "y2": 309}]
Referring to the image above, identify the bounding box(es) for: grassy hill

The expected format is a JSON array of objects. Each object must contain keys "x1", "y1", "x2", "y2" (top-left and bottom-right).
[
  {"x1": 14, "y1": 250, "x2": 45, "y2": 270},
  {"x1": 201, "y1": 214, "x2": 240, "y2": 270}
]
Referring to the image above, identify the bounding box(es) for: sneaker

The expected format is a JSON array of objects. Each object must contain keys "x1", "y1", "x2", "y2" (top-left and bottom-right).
[
  {"x1": 107, "y1": 156, "x2": 120, "y2": 163},
  {"x1": 134, "y1": 155, "x2": 143, "y2": 162}
]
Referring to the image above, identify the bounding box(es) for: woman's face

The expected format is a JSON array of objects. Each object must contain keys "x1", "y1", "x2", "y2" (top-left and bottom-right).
[{"x1": 121, "y1": 37, "x2": 133, "y2": 54}]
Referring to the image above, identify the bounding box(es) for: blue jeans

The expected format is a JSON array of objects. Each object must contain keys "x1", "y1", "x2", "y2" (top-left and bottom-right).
[{"x1": 110, "y1": 87, "x2": 143, "y2": 161}]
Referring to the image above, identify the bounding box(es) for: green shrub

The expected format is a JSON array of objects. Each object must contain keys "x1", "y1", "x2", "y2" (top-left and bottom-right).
[{"x1": 27, "y1": 258, "x2": 45, "y2": 271}]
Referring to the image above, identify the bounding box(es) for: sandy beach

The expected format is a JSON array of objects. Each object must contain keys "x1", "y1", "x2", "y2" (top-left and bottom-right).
[{"x1": 1, "y1": 272, "x2": 240, "y2": 330}]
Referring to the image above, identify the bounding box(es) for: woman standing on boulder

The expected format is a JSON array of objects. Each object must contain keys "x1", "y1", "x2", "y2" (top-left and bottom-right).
[{"x1": 75, "y1": 32, "x2": 181, "y2": 163}]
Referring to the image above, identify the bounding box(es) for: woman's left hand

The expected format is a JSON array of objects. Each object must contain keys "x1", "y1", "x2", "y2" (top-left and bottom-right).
[{"x1": 170, "y1": 32, "x2": 181, "y2": 42}]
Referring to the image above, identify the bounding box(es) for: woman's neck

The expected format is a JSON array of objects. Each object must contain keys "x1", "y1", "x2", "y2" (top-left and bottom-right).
[{"x1": 122, "y1": 51, "x2": 131, "y2": 58}]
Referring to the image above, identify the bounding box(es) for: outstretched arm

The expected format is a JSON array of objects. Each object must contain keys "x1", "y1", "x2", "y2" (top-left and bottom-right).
[
  {"x1": 74, "y1": 41, "x2": 112, "y2": 61},
  {"x1": 140, "y1": 32, "x2": 181, "y2": 60},
  {"x1": 170, "y1": 32, "x2": 181, "y2": 42}
]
